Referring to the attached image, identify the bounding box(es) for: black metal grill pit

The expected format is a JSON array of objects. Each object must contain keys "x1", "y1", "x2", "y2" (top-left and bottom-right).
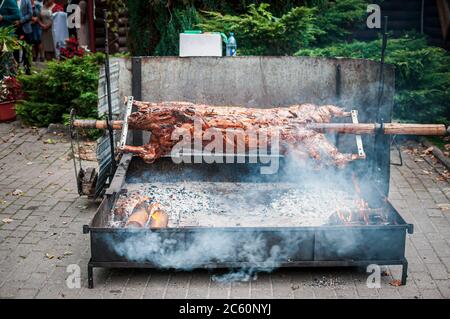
[
  {"x1": 83, "y1": 56, "x2": 413, "y2": 289},
  {"x1": 84, "y1": 157, "x2": 413, "y2": 288}
]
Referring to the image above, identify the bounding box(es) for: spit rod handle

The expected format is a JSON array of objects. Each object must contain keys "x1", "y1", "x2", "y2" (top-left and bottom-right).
[
  {"x1": 382, "y1": 123, "x2": 448, "y2": 136},
  {"x1": 309, "y1": 123, "x2": 447, "y2": 136},
  {"x1": 72, "y1": 120, "x2": 124, "y2": 130}
]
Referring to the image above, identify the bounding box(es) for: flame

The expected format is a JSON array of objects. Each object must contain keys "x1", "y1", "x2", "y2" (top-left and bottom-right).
[
  {"x1": 353, "y1": 174, "x2": 370, "y2": 225},
  {"x1": 333, "y1": 174, "x2": 373, "y2": 225},
  {"x1": 336, "y1": 208, "x2": 353, "y2": 225},
  {"x1": 151, "y1": 212, "x2": 161, "y2": 221}
]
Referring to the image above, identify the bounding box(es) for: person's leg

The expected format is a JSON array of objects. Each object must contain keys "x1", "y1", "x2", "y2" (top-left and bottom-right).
[
  {"x1": 23, "y1": 33, "x2": 32, "y2": 75},
  {"x1": 31, "y1": 29, "x2": 40, "y2": 62},
  {"x1": 13, "y1": 50, "x2": 21, "y2": 64},
  {"x1": 32, "y1": 44, "x2": 38, "y2": 62},
  {"x1": 45, "y1": 52, "x2": 55, "y2": 61},
  {"x1": 39, "y1": 44, "x2": 45, "y2": 62}
]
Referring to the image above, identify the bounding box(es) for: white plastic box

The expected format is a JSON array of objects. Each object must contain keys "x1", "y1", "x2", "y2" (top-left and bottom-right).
[{"x1": 179, "y1": 33, "x2": 223, "y2": 57}]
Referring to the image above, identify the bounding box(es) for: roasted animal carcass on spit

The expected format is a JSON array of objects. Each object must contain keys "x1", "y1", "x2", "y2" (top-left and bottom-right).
[{"x1": 122, "y1": 100, "x2": 359, "y2": 168}]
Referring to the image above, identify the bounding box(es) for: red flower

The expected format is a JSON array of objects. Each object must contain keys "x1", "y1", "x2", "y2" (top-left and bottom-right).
[
  {"x1": 52, "y1": 4, "x2": 64, "y2": 13},
  {"x1": 61, "y1": 37, "x2": 86, "y2": 59},
  {"x1": 1, "y1": 76, "x2": 23, "y2": 102}
]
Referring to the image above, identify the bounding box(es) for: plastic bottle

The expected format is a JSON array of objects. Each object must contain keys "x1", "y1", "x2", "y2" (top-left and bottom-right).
[{"x1": 226, "y1": 33, "x2": 237, "y2": 57}]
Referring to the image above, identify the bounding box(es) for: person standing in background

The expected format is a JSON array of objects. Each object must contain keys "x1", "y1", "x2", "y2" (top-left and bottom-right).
[
  {"x1": 38, "y1": 0, "x2": 62, "y2": 60},
  {"x1": 51, "y1": 8, "x2": 68, "y2": 59},
  {"x1": 0, "y1": 0, "x2": 21, "y2": 28},
  {"x1": 30, "y1": 0, "x2": 43, "y2": 61},
  {"x1": 14, "y1": 0, "x2": 33, "y2": 74}
]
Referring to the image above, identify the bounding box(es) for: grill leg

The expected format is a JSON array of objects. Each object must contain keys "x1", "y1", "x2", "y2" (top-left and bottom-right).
[
  {"x1": 401, "y1": 260, "x2": 408, "y2": 285},
  {"x1": 88, "y1": 263, "x2": 94, "y2": 289}
]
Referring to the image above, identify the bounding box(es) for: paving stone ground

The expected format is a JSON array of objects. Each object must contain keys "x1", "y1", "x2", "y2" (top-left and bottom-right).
[{"x1": 0, "y1": 122, "x2": 449, "y2": 299}]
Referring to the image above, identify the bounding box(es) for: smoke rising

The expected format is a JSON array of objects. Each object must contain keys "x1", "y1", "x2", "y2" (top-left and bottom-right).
[
  {"x1": 105, "y1": 148, "x2": 394, "y2": 282},
  {"x1": 106, "y1": 228, "x2": 307, "y2": 282}
]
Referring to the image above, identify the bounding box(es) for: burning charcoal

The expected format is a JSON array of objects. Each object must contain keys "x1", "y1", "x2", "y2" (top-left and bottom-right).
[
  {"x1": 113, "y1": 193, "x2": 149, "y2": 220},
  {"x1": 109, "y1": 176, "x2": 390, "y2": 229},
  {"x1": 126, "y1": 202, "x2": 160, "y2": 228},
  {"x1": 126, "y1": 206, "x2": 150, "y2": 228},
  {"x1": 149, "y1": 210, "x2": 169, "y2": 229}
]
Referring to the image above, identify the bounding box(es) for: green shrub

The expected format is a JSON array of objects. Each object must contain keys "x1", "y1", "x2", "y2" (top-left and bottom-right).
[
  {"x1": 312, "y1": 0, "x2": 367, "y2": 45},
  {"x1": 127, "y1": 0, "x2": 154, "y2": 56},
  {"x1": 127, "y1": 0, "x2": 368, "y2": 56},
  {"x1": 199, "y1": 3, "x2": 322, "y2": 55},
  {"x1": 296, "y1": 35, "x2": 450, "y2": 125},
  {"x1": 0, "y1": 26, "x2": 32, "y2": 77},
  {"x1": 16, "y1": 53, "x2": 103, "y2": 126},
  {"x1": 155, "y1": 6, "x2": 201, "y2": 56}
]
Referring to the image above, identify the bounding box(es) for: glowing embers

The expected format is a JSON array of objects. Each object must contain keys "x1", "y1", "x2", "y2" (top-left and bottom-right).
[
  {"x1": 109, "y1": 181, "x2": 393, "y2": 228},
  {"x1": 329, "y1": 207, "x2": 389, "y2": 226},
  {"x1": 328, "y1": 175, "x2": 390, "y2": 226},
  {"x1": 112, "y1": 195, "x2": 169, "y2": 229}
]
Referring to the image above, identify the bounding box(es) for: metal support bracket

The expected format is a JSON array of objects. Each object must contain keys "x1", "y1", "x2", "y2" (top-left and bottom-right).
[
  {"x1": 119, "y1": 96, "x2": 134, "y2": 150},
  {"x1": 132, "y1": 57, "x2": 143, "y2": 146},
  {"x1": 351, "y1": 110, "x2": 366, "y2": 159}
]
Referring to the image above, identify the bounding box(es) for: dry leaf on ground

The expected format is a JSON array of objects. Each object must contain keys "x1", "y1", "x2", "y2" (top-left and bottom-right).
[
  {"x1": 44, "y1": 139, "x2": 56, "y2": 145},
  {"x1": 2, "y1": 218, "x2": 13, "y2": 224},
  {"x1": 423, "y1": 147, "x2": 434, "y2": 155},
  {"x1": 12, "y1": 189, "x2": 24, "y2": 196},
  {"x1": 45, "y1": 253, "x2": 55, "y2": 260}
]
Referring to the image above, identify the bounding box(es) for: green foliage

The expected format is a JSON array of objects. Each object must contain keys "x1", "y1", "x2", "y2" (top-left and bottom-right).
[
  {"x1": 312, "y1": 0, "x2": 367, "y2": 45},
  {"x1": 155, "y1": 5, "x2": 201, "y2": 56},
  {"x1": 296, "y1": 35, "x2": 450, "y2": 125},
  {"x1": 0, "y1": 27, "x2": 24, "y2": 51},
  {"x1": 0, "y1": 52, "x2": 17, "y2": 78},
  {"x1": 102, "y1": 0, "x2": 127, "y2": 33},
  {"x1": 199, "y1": 3, "x2": 322, "y2": 55},
  {"x1": 127, "y1": 0, "x2": 368, "y2": 56},
  {"x1": 0, "y1": 26, "x2": 32, "y2": 77},
  {"x1": 16, "y1": 53, "x2": 103, "y2": 127},
  {"x1": 15, "y1": 101, "x2": 66, "y2": 126},
  {"x1": 127, "y1": 0, "x2": 154, "y2": 56}
]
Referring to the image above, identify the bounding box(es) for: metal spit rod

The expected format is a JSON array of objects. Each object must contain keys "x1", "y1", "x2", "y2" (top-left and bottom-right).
[{"x1": 72, "y1": 120, "x2": 449, "y2": 136}]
